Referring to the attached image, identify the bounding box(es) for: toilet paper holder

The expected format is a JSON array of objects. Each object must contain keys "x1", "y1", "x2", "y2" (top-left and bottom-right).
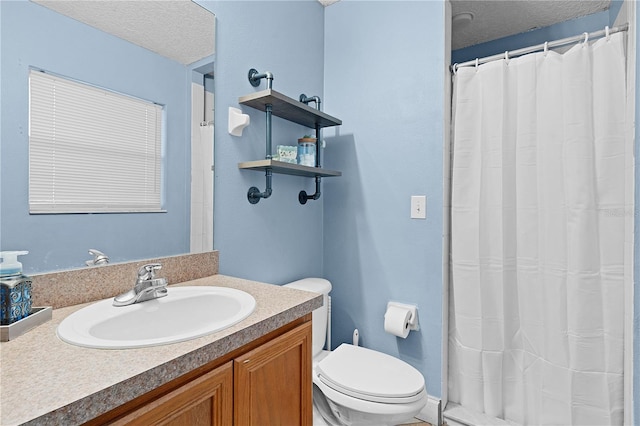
[{"x1": 387, "y1": 301, "x2": 419, "y2": 331}]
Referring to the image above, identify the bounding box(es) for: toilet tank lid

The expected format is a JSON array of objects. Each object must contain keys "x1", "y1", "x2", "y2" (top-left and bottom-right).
[{"x1": 284, "y1": 277, "x2": 332, "y2": 294}]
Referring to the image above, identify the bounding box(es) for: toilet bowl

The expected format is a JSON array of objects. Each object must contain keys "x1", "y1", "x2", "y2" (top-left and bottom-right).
[{"x1": 285, "y1": 278, "x2": 427, "y2": 426}]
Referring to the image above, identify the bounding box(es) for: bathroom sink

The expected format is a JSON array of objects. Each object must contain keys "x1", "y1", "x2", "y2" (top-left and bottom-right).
[{"x1": 57, "y1": 286, "x2": 256, "y2": 349}]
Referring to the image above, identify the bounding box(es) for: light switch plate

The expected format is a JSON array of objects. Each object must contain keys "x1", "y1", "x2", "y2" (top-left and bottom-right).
[{"x1": 411, "y1": 195, "x2": 426, "y2": 219}]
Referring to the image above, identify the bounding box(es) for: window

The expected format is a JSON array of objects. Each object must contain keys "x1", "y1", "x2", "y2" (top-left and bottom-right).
[{"x1": 29, "y1": 70, "x2": 164, "y2": 213}]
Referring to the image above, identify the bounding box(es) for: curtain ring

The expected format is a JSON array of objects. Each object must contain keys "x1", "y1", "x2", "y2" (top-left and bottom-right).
[
  {"x1": 504, "y1": 50, "x2": 510, "y2": 63},
  {"x1": 583, "y1": 32, "x2": 589, "y2": 45},
  {"x1": 543, "y1": 41, "x2": 548, "y2": 56},
  {"x1": 475, "y1": 58, "x2": 479, "y2": 70},
  {"x1": 452, "y1": 63, "x2": 458, "y2": 75},
  {"x1": 605, "y1": 25, "x2": 610, "y2": 41}
]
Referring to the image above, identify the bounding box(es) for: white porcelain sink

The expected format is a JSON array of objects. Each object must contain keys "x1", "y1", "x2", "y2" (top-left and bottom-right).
[{"x1": 57, "y1": 286, "x2": 256, "y2": 349}]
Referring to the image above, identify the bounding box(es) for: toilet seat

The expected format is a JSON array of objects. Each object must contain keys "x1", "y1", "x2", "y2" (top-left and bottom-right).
[{"x1": 316, "y1": 344, "x2": 425, "y2": 404}]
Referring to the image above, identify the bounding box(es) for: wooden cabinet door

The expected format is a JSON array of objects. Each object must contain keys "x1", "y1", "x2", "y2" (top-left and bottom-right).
[
  {"x1": 112, "y1": 361, "x2": 233, "y2": 426},
  {"x1": 234, "y1": 322, "x2": 312, "y2": 426}
]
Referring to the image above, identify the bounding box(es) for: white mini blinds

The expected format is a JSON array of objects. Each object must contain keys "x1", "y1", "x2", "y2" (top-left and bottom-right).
[{"x1": 29, "y1": 70, "x2": 164, "y2": 214}]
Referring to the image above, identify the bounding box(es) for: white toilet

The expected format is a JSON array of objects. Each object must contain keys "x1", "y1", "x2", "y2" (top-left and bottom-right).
[{"x1": 285, "y1": 278, "x2": 428, "y2": 426}]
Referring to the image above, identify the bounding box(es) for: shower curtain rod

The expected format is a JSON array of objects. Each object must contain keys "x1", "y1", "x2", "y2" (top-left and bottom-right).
[{"x1": 451, "y1": 24, "x2": 629, "y2": 73}]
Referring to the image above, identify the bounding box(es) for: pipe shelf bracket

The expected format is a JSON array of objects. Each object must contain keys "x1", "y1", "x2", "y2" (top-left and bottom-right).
[{"x1": 248, "y1": 68, "x2": 273, "y2": 89}]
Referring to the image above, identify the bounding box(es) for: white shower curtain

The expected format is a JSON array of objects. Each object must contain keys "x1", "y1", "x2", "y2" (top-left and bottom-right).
[
  {"x1": 190, "y1": 124, "x2": 214, "y2": 253},
  {"x1": 449, "y1": 32, "x2": 626, "y2": 425}
]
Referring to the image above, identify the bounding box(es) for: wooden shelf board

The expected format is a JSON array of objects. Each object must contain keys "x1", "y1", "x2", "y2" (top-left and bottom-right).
[
  {"x1": 238, "y1": 159, "x2": 342, "y2": 178},
  {"x1": 238, "y1": 90, "x2": 342, "y2": 129}
]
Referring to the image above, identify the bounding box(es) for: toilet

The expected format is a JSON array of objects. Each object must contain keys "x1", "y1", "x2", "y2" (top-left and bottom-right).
[{"x1": 285, "y1": 278, "x2": 428, "y2": 426}]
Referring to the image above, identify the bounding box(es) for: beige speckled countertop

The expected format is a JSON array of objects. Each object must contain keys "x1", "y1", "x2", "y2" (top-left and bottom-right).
[{"x1": 0, "y1": 275, "x2": 322, "y2": 426}]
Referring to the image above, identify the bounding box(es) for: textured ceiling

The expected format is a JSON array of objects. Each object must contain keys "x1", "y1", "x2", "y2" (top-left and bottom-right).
[
  {"x1": 451, "y1": 0, "x2": 611, "y2": 50},
  {"x1": 34, "y1": 0, "x2": 610, "y2": 63},
  {"x1": 319, "y1": 0, "x2": 611, "y2": 51},
  {"x1": 31, "y1": 0, "x2": 215, "y2": 65}
]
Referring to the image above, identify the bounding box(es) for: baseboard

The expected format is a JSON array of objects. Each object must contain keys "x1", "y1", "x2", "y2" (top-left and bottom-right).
[
  {"x1": 442, "y1": 402, "x2": 514, "y2": 426},
  {"x1": 415, "y1": 395, "x2": 442, "y2": 425}
]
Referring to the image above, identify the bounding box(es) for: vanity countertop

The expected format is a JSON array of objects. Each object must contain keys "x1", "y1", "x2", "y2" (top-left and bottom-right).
[{"x1": 0, "y1": 274, "x2": 322, "y2": 426}]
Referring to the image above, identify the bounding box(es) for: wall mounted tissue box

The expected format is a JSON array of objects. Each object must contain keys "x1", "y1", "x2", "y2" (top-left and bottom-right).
[{"x1": 228, "y1": 107, "x2": 250, "y2": 136}]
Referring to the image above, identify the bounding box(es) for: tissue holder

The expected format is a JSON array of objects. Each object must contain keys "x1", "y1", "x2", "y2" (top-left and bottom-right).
[{"x1": 387, "y1": 301, "x2": 419, "y2": 331}]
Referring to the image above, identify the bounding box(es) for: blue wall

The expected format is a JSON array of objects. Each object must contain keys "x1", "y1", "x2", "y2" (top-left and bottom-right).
[
  {"x1": 201, "y1": 0, "x2": 326, "y2": 284},
  {"x1": 323, "y1": 1, "x2": 445, "y2": 398},
  {"x1": 203, "y1": 0, "x2": 446, "y2": 399},
  {"x1": 0, "y1": 1, "x2": 192, "y2": 272}
]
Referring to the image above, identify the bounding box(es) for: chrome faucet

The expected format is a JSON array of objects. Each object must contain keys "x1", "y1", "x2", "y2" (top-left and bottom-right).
[
  {"x1": 113, "y1": 263, "x2": 168, "y2": 307},
  {"x1": 85, "y1": 249, "x2": 109, "y2": 266}
]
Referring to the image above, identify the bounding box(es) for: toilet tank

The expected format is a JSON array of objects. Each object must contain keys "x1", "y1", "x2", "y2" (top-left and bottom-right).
[{"x1": 284, "y1": 278, "x2": 331, "y2": 357}]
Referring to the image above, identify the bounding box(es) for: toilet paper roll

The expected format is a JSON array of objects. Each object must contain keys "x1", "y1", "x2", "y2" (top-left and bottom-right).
[{"x1": 384, "y1": 304, "x2": 412, "y2": 338}]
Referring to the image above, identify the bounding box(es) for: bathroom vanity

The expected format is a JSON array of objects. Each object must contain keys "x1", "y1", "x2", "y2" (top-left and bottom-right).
[
  {"x1": 0, "y1": 272, "x2": 321, "y2": 425},
  {"x1": 99, "y1": 313, "x2": 312, "y2": 425}
]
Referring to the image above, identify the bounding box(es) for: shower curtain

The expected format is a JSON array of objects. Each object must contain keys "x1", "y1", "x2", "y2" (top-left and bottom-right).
[
  {"x1": 190, "y1": 124, "x2": 214, "y2": 253},
  {"x1": 449, "y1": 32, "x2": 626, "y2": 425}
]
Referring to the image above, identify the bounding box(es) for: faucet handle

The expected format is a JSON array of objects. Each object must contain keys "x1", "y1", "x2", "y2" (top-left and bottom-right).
[
  {"x1": 86, "y1": 249, "x2": 109, "y2": 266},
  {"x1": 137, "y1": 263, "x2": 162, "y2": 281}
]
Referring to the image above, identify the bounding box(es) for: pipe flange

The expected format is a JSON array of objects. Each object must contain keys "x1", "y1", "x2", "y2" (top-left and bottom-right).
[
  {"x1": 248, "y1": 68, "x2": 261, "y2": 87},
  {"x1": 248, "y1": 187, "x2": 262, "y2": 204},
  {"x1": 298, "y1": 190, "x2": 308, "y2": 205}
]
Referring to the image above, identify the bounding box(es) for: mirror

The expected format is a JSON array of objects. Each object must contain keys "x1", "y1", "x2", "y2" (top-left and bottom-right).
[{"x1": 0, "y1": 1, "x2": 215, "y2": 274}]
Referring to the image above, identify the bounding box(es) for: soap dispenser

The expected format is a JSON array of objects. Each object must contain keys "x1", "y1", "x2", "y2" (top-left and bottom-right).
[{"x1": 0, "y1": 251, "x2": 32, "y2": 325}]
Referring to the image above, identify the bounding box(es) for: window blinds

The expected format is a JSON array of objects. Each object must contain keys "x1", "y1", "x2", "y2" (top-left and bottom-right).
[{"x1": 29, "y1": 70, "x2": 163, "y2": 213}]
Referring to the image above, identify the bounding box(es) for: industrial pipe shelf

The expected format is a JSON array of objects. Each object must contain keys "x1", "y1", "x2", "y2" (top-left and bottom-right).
[
  {"x1": 239, "y1": 89, "x2": 342, "y2": 128},
  {"x1": 238, "y1": 68, "x2": 342, "y2": 204},
  {"x1": 238, "y1": 159, "x2": 342, "y2": 178}
]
